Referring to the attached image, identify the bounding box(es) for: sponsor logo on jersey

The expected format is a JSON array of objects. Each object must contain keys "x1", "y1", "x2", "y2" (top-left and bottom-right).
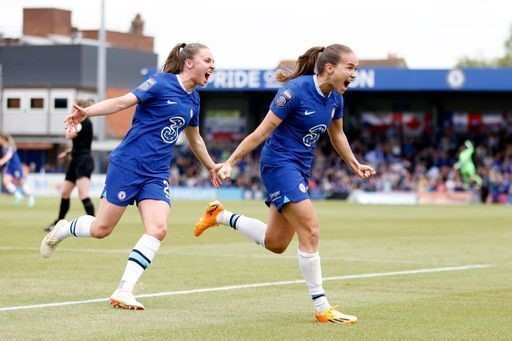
[
  {"x1": 305, "y1": 110, "x2": 316, "y2": 116},
  {"x1": 161, "y1": 117, "x2": 186, "y2": 144},
  {"x1": 167, "y1": 100, "x2": 177, "y2": 104},
  {"x1": 303, "y1": 124, "x2": 327, "y2": 147}
]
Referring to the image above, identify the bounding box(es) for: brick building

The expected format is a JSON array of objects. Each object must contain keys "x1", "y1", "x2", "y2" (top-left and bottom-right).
[{"x1": 0, "y1": 8, "x2": 157, "y2": 143}]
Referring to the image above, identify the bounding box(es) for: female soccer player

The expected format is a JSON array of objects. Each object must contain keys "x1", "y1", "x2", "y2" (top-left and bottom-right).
[
  {"x1": 41, "y1": 42, "x2": 222, "y2": 310},
  {"x1": 43, "y1": 99, "x2": 95, "y2": 232},
  {"x1": 0, "y1": 134, "x2": 35, "y2": 207},
  {"x1": 194, "y1": 44, "x2": 375, "y2": 323}
]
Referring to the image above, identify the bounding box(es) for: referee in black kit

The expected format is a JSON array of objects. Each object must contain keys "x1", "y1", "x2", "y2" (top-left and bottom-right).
[{"x1": 44, "y1": 99, "x2": 95, "y2": 231}]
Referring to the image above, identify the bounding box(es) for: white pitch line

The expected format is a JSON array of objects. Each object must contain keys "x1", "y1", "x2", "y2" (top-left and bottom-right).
[{"x1": 0, "y1": 264, "x2": 491, "y2": 312}]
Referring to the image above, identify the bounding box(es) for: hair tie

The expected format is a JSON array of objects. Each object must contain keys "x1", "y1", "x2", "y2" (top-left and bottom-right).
[
  {"x1": 180, "y1": 43, "x2": 187, "y2": 49},
  {"x1": 319, "y1": 47, "x2": 325, "y2": 52}
]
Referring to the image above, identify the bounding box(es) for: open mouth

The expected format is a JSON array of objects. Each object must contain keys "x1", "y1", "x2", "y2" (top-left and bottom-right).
[
  {"x1": 205, "y1": 71, "x2": 213, "y2": 82},
  {"x1": 344, "y1": 80, "x2": 351, "y2": 88}
]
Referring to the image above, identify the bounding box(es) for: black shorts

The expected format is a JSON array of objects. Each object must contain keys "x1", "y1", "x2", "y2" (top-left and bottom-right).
[{"x1": 65, "y1": 155, "x2": 95, "y2": 183}]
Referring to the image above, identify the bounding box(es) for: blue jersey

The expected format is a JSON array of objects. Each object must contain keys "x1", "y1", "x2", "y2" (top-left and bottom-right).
[
  {"x1": 4, "y1": 146, "x2": 24, "y2": 179},
  {"x1": 109, "y1": 72, "x2": 200, "y2": 178},
  {"x1": 261, "y1": 75, "x2": 344, "y2": 173}
]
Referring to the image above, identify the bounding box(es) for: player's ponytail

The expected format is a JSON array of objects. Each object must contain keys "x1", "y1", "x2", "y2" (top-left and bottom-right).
[
  {"x1": 162, "y1": 42, "x2": 209, "y2": 74},
  {"x1": 276, "y1": 46, "x2": 324, "y2": 83},
  {"x1": 276, "y1": 44, "x2": 353, "y2": 83}
]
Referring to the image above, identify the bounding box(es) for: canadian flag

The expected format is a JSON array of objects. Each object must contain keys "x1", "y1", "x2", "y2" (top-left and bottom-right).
[{"x1": 402, "y1": 112, "x2": 426, "y2": 136}]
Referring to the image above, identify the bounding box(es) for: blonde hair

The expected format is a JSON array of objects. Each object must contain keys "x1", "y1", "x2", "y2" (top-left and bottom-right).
[
  {"x1": 76, "y1": 99, "x2": 94, "y2": 107},
  {"x1": 0, "y1": 133, "x2": 16, "y2": 150},
  {"x1": 276, "y1": 44, "x2": 353, "y2": 83},
  {"x1": 162, "y1": 42, "x2": 209, "y2": 74}
]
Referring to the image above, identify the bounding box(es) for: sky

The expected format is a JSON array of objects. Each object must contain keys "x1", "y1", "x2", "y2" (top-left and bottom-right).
[{"x1": 1, "y1": 0, "x2": 511, "y2": 70}]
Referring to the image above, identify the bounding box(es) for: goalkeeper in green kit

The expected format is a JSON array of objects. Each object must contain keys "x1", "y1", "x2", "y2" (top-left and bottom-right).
[{"x1": 454, "y1": 140, "x2": 482, "y2": 189}]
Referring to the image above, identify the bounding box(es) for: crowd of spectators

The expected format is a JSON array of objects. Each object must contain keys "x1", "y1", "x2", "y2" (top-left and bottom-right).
[
  {"x1": 168, "y1": 123, "x2": 512, "y2": 204},
  {"x1": 29, "y1": 120, "x2": 512, "y2": 204}
]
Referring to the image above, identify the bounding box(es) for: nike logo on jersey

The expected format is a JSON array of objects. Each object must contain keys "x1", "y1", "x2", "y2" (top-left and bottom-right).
[
  {"x1": 167, "y1": 100, "x2": 177, "y2": 104},
  {"x1": 304, "y1": 110, "x2": 316, "y2": 116}
]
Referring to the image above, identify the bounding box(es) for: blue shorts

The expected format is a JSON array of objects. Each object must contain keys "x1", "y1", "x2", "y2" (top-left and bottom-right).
[
  {"x1": 101, "y1": 163, "x2": 171, "y2": 207},
  {"x1": 6, "y1": 163, "x2": 24, "y2": 180},
  {"x1": 260, "y1": 163, "x2": 310, "y2": 212}
]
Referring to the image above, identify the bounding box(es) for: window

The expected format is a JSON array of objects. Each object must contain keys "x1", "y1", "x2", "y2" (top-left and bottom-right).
[
  {"x1": 7, "y1": 98, "x2": 21, "y2": 108},
  {"x1": 31, "y1": 98, "x2": 44, "y2": 108},
  {"x1": 54, "y1": 98, "x2": 68, "y2": 109}
]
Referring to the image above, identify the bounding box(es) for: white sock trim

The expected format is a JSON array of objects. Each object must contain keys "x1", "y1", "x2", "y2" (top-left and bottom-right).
[{"x1": 54, "y1": 215, "x2": 94, "y2": 240}]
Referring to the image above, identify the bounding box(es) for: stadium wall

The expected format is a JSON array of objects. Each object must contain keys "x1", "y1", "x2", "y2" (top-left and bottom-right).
[{"x1": 23, "y1": 173, "x2": 486, "y2": 205}]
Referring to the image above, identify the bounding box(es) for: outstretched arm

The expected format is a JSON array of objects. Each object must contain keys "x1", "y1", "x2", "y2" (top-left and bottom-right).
[
  {"x1": 184, "y1": 126, "x2": 222, "y2": 188},
  {"x1": 328, "y1": 118, "x2": 376, "y2": 179},
  {"x1": 64, "y1": 93, "x2": 139, "y2": 132},
  {"x1": 0, "y1": 148, "x2": 13, "y2": 166},
  {"x1": 218, "y1": 110, "x2": 282, "y2": 180}
]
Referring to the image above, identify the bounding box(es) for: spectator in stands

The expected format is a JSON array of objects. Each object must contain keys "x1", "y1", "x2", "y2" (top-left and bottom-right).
[
  {"x1": 0, "y1": 134, "x2": 35, "y2": 207},
  {"x1": 194, "y1": 44, "x2": 375, "y2": 324},
  {"x1": 43, "y1": 99, "x2": 96, "y2": 232},
  {"x1": 40, "y1": 42, "x2": 222, "y2": 310}
]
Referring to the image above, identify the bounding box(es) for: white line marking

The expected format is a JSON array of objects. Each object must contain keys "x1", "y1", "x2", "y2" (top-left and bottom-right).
[{"x1": 0, "y1": 264, "x2": 491, "y2": 312}]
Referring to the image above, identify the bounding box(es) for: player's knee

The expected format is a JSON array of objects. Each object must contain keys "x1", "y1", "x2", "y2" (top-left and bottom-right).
[
  {"x1": 61, "y1": 190, "x2": 72, "y2": 197},
  {"x1": 148, "y1": 224, "x2": 167, "y2": 241}
]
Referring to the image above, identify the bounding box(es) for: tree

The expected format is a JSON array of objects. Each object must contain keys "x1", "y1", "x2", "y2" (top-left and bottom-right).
[
  {"x1": 456, "y1": 57, "x2": 496, "y2": 68},
  {"x1": 456, "y1": 23, "x2": 512, "y2": 67},
  {"x1": 496, "y1": 24, "x2": 512, "y2": 66}
]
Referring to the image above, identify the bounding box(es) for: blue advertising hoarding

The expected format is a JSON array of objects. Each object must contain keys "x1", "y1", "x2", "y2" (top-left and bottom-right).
[{"x1": 196, "y1": 68, "x2": 512, "y2": 92}]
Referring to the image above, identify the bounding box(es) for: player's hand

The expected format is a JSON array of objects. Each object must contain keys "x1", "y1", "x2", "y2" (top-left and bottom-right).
[
  {"x1": 356, "y1": 164, "x2": 376, "y2": 179},
  {"x1": 218, "y1": 163, "x2": 233, "y2": 180},
  {"x1": 58, "y1": 149, "x2": 71, "y2": 160},
  {"x1": 208, "y1": 163, "x2": 223, "y2": 188},
  {"x1": 64, "y1": 104, "x2": 88, "y2": 133}
]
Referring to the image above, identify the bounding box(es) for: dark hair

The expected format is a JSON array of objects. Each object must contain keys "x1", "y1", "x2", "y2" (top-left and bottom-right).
[
  {"x1": 162, "y1": 42, "x2": 209, "y2": 74},
  {"x1": 276, "y1": 44, "x2": 353, "y2": 83}
]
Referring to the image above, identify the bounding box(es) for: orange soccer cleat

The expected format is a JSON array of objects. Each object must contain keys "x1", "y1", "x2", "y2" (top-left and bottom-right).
[
  {"x1": 314, "y1": 305, "x2": 358, "y2": 324},
  {"x1": 194, "y1": 200, "x2": 224, "y2": 237}
]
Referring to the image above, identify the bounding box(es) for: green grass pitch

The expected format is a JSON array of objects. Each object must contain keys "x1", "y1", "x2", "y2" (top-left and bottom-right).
[{"x1": 1, "y1": 196, "x2": 511, "y2": 340}]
